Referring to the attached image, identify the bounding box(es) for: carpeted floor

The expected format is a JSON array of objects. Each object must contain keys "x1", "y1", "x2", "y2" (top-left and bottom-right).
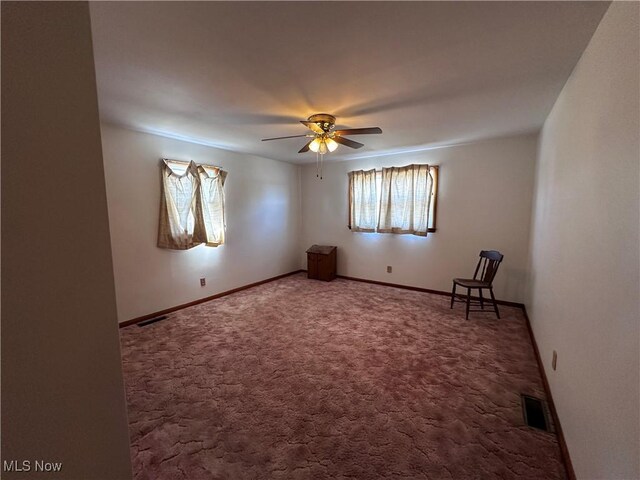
[{"x1": 120, "y1": 273, "x2": 567, "y2": 480}]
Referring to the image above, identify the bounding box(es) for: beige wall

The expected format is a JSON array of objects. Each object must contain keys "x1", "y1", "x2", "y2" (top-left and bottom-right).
[
  {"x1": 527, "y1": 3, "x2": 640, "y2": 478},
  {"x1": 300, "y1": 133, "x2": 537, "y2": 303},
  {"x1": 100, "y1": 124, "x2": 302, "y2": 323},
  {"x1": 1, "y1": 3, "x2": 132, "y2": 479}
]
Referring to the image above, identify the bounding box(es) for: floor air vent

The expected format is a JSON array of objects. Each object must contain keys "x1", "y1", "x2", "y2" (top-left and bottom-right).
[
  {"x1": 137, "y1": 315, "x2": 168, "y2": 327},
  {"x1": 521, "y1": 394, "x2": 550, "y2": 431}
]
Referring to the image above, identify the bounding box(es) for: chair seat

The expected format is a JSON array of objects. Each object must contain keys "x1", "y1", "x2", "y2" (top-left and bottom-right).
[{"x1": 453, "y1": 278, "x2": 491, "y2": 288}]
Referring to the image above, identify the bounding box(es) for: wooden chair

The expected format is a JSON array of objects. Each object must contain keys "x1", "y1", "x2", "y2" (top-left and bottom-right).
[{"x1": 450, "y1": 250, "x2": 504, "y2": 320}]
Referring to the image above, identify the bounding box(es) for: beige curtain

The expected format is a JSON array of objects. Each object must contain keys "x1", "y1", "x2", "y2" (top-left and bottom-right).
[
  {"x1": 348, "y1": 169, "x2": 378, "y2": 232},
  {"x1": 198, "y1": 165, "x2": 227, "y2": 247},
  {"x1": 157, "y1": 160, "x2": 207, "y2": 250},
  {"x1": 377, "y1": 164, "x2": 432, "y2": 236}
]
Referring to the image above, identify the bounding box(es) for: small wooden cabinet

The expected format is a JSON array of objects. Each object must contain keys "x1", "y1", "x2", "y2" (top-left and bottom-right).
[{"x1": 306, "y1": 245, "x2": 337, "y2": 281}]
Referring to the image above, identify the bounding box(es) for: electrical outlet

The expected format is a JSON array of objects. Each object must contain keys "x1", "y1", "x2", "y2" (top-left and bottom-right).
[
  {"x1": 200, "y1": 278, "x2": 206, "y2": 287},
  {"x1": 386, "y1": 266, "x2": 392, "y2": 273},
  {"x1": 552, "y1": 350, "x2": 557, "y2": 371}
]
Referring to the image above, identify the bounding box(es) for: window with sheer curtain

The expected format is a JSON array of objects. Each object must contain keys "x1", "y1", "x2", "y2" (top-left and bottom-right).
[
  {"x1": 348, "y1": 164, "x2": 438, "y2": 236},
  {"x1": 348, "y1": 169, "x2": 378, "y2": 232},
  {"x1": 157, "y1": 159, "x2": 227, "y2": 250},
  {"x1": 198, "y1": 164, "x2": 227, "y2": 247}
]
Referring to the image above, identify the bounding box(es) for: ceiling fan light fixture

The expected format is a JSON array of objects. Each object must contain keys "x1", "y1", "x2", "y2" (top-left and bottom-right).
[
  {"x1": 325, "y1": 138, "x2": 338, "y2": 152},
  {"x1": 309, "y1": 137, "x2": 321, "y2": 153}
]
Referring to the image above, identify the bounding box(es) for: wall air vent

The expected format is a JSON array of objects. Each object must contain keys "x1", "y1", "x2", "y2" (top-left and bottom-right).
[{"x1": 521, "y1": 394, "x2": 551, "y2": 432}]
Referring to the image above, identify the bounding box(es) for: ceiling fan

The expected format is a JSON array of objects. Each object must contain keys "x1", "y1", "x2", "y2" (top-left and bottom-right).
[{"x1": 262, "y1": 113, "x2": 382, "y2": 154}]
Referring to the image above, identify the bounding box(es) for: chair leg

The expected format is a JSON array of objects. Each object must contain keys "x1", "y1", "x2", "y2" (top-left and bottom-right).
[
  {"x1": 465, "y1": 288, "x2": 471, "y2": 320},
  {"x1": 450, "y1": 282, "x2": 457, "y2": 309},
  {"x1": 479, "y1": 289, "x2": 484, "y2": 309},
  {"x1": 489, "y1": 288, "x2": 500, "y2": 319}
]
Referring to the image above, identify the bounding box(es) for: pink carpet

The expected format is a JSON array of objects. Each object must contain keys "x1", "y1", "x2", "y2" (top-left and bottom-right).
[{"x1": 120, "y1": 273, "x2": 566, "y2": 479}]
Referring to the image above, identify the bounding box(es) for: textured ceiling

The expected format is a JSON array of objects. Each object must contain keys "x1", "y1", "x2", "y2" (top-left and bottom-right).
[{"x1": 90, "y1": 1, "x2": 609, "y2": 164}]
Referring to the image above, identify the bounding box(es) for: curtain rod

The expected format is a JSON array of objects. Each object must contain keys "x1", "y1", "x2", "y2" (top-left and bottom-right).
[
  {"x1": 161, "y1": 158, "x2": 223, "y2": 170},
  {"x1": 363, "y1": 165, "x2": 439, "y2": 173}
]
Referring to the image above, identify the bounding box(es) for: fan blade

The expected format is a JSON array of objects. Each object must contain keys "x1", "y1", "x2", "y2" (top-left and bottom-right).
[
  {"x1": 300, "y1": 121, "x2": 325, "y2": 135},
  {"x1": 333, "y1": 136, "x2": 364, "y2": 149},
  {"x1": 298, "y1": 140, "x2": 313, "y2": 153},
  {"x1": 262, "y1": 134, "x2": 309, "y2": 141},
  {"x1": 333, "y1": 127, "x2": 382, "y2": 136}
]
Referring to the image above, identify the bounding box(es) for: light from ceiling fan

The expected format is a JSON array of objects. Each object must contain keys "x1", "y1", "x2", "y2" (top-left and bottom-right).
[
  {"x1": 309, "y1": 137, "x2": 322, "y2": 153},
  {"x1": 309, "y1": 137, "x2": 338, "y2": 154}
]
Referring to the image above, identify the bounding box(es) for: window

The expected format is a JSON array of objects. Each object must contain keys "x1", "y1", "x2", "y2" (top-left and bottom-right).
[
  {"x1": 198, "y1": 165, "x2": 227, "y2": 247},
  {"x1": 348, "y1": 164, "x2": 438, "y2": 236},
  {"x1": 348, "y1": 169, "x2": 378, "y2": 233},
  {"x1": 157, "y1": 159, "x2": 227, "y2": 250}
]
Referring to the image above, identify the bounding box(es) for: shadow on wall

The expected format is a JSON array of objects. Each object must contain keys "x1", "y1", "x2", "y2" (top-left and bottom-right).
[
  {"x1": 502, "y1": 267, "x2": 528, "y2": 303},
  {"x1": 161, "y1": 243, "x2": 224, "y2": 270}
]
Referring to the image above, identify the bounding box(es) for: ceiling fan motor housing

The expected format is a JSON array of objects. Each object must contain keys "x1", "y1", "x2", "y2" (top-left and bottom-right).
[{"x1": 308, "y1": 113, "x2": 336, "y2": 132}]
